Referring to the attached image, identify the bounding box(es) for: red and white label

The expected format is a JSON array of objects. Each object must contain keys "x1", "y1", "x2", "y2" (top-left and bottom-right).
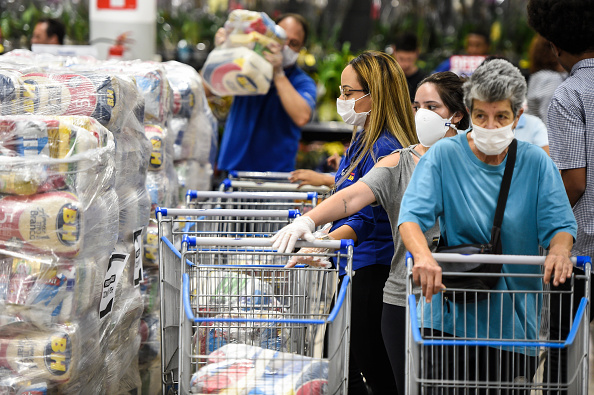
[{"x1": 97, "y1": 0, "x2": 136, "y2": 9}]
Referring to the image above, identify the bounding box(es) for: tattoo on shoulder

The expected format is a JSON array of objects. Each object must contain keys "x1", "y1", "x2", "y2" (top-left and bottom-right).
[{"x1": 343, "y1": 199, "x2": 347, "y2": 213}]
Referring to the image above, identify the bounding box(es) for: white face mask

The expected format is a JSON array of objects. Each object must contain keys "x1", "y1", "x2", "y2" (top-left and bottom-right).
[
  {"x1": 336, "y1": 93, "x2": 370, "y2": 127},
  {"x1": 415, "y1": 108, "x2": 457, "y2": 147},
  {"x1": 471, "y1": 123, "x2": 515, "y2": 155},
  {"x1": 282, "y1": 45, "x2": 299, "y2": 68}
]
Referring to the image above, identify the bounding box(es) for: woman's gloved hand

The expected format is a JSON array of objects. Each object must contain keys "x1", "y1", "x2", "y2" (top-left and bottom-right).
[
  {"x1": 270, "y1": 216, "x2": 316, "y2": 253},
  {"x1": 284, "y1": 246, "x2": 333, "y2": 268}
]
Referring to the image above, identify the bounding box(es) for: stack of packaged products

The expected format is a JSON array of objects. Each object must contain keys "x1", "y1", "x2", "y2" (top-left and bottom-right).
[
  {"x1": 202, "y1": 9, "x2": 287, "y2": 97},
  {"x1": 0, "y1": 50, "x2": 217, "y2": 394}
]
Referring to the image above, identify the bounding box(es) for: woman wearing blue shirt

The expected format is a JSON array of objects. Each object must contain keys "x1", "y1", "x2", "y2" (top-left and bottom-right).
[
  {"x1": 274, "y1": 50, "x2": 417, "y2": 394},
  {"x1": 399, "y1": 59, "x2": 576, "y2": 391}
]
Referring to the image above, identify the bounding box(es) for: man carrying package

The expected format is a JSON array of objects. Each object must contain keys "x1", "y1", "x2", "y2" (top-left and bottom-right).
[{"x1": 207, "y1": 12, "x2": 316, "y2": 172}]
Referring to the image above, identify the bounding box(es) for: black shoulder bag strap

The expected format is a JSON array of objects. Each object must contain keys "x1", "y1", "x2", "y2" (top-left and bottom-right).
[{"x1": 490, "y1": 138, "x2": 517, "y2": 254}]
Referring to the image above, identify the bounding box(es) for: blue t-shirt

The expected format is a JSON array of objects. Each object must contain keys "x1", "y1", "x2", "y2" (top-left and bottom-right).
[
  {"x1": 398, "y1": 133, "x2": 576, "y2": 352},
  {"x1": 217, "y1": 66, "x2": 316, "y2": 172},
  {"x1": 332, "y1": 130, "x2": 402, "y2": 274}
]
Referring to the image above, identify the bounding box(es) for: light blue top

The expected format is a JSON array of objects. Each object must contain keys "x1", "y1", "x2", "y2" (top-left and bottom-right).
[
  {"x1": 515, "y1": 113, "x2": 548, "y2": 148},
  {"x1": 398, "y1": 133, "x2": 576, "y2": 353}
]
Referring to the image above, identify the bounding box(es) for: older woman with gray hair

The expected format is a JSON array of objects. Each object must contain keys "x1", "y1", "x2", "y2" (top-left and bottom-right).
[{"x1": 398, "y1": 59, "x2": 577, "y2": 390}]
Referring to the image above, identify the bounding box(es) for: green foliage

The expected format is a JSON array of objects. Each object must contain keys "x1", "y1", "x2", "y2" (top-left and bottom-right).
[{"x1": 314, "y1": 42, "x2": 354, "y2": 122}]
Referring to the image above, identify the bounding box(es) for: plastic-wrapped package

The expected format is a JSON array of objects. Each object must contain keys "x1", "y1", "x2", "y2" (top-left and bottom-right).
[
  {"x1": 0, "y1": 186, "x2": 118, "y2": 259},
  {"x1": 94, "y1": 61, "x2": 172, "y2": 126},
  {"x1": 163, "y1": 61, "x2": 206, "y2": 120},
  {"x1": 202, "y1": 47, "x2": 274, "y2": 97},
  {"x1": 0, "y1": 71, "x2": 141, "y2": 134},
  {"x1": 0, "y1": 70, "x2": 22, "y2": 112},
  {"x1": 146, "y1": 170, "x2": 173, "y2": 213},
  {"x1": 190, "y1": 344, "x2": 328, "y2": 395},
  {"x1": 103, "y1": 286, "x2": 143, "y2": 394},
  {"x1": 55, "y1": 310, "x2": 106, "y2": 395},
  {"x1": 196, "y1": 272, "x2": 282, "y2": 310},
  {"x1": 113, "y1": 125, "x2": 151, "y2": 190},
  {"x1": 0, "y1": 315, "x2": 103, "y2": 389},
  {"x1": 142, "y1": 220, "x2": 159, "y2": 267},
  {"x1": 138, "y1": 311, "x2": 161, "y2": 367},
  {"x1": 0, "y1": 116, "x2": 115, "y2": 196},
  {"x1": 118, "y1": 186, "x2": 150, "y2": 244},
  {"x1": 202, "y1": 10, "x2": 286, "y2": 97},
  {"x1": 0, "y1": 253, "x2": 102, "y2": 326},
  {"x1": 193, "y1": 312, "x2": 290, "y2": 356},
  {"x1": 222, "y1": 10, "x2": 286, "y2": 49},
  {"x1": 175, "y1": 160, "x2": 213, "y2": 203},
  {"x1": 145, "y1": 124, "x2": 167, "y2": 172}
]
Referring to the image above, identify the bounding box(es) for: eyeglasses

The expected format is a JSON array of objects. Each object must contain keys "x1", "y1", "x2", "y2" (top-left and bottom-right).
[{"x1": 339, "y1": 86, "x2": 367, "y2": 97}]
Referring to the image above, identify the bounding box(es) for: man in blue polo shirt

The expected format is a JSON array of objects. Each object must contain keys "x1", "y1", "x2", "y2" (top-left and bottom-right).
[{"x1": 217, "y1": 13, "x2": 317, "y2": 172}]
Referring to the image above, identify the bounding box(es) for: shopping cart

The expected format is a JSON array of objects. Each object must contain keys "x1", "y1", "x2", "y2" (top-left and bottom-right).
[
  {"x1": 159, "y1": 209, "x2": 353, "y2": 394},
  {"x1": 405, "y1": 253, "x2": 591, "y2": 394},
  {"x1": 220, "y1": 177, "x2": 331, "y2": 195},
  {"x1": 228, "y1": 170, "x2": 295, "y2": 182},
  {"x1": 156, "y1": 207, "x2": 301, "y2": 248},
  {"x1": 185, "y1": 190, "x2": 319, "y2": 212}
]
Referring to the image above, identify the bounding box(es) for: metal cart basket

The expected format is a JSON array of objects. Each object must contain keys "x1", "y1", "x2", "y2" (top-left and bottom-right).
[
  {"x1": 405, "y1": 253, "x2": 591, "y2": 395},
  {"x1": 185, "y1": 190, "x2": 320, "y2": 212},
  {"x1": 159, "y1": 208, "x2": 353, "y2": 394},
  {"x1": 220, "y1": 177, "x2": 331, "y2": 195}
]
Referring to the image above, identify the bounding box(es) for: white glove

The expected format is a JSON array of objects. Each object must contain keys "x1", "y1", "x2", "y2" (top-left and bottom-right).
[
  {"x1": 285, "y1": 247, "x2": 332, "y2": 268},
  {"x1": 271, "y1": 216, "x2": 316, "y2": 253}
]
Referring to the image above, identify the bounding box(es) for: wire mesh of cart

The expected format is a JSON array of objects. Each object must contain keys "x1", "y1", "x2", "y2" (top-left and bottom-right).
[
  {"x1": 157, "y1": 207, "x2": 301, "y2": 393},
  {"x1": 159, "y1": 232, "x2": 353, "y2": 394},
  {"x1": 219, "y1": 177, "x2": 331, "y2": 195},
  {"x1": 227, "y1": 170, "x2": 295, "y2": 183},
  {"x1": 157, "y1": 208, "x2": 302, "y2": 249},
  {"x1": 405, "y1": 252, "x2": 591, "y2": 395},
  {"x1": 185, "y1": 190, "x2": 320, "y2": 214}
]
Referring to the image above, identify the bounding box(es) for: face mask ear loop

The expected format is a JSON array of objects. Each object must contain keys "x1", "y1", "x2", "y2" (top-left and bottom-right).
[{"x1": 445, "y1": 115, "x2": 458, "y2": 131}]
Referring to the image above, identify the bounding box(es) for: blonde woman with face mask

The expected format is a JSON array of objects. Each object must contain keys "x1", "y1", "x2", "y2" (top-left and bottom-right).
[
  {"x1": 278, "y1": 50, "x2": 415, "y2": 395},
  {"x1": 273, "y1": 71, "x2": 469, "y2": 394}
]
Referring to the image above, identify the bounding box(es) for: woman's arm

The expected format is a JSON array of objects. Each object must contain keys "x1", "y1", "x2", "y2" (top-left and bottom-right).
[
  {"x1": 289, "y1": 169, "x2": 335, "y2": 187},
  {"x1": 271, "y1": 181, "x2": 376, "y2": 253},
  {"x1": 399, "y1": 221, "x2": 445, "y2": 302},
  {"x1": 307, "y1": 181, "x2": 376, "y2": 227}
]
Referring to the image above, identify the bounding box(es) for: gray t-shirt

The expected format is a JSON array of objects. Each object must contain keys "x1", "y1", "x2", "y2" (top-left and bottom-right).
[{"x1": 360, "y1": 145, "x2": 439, "y2": 306}]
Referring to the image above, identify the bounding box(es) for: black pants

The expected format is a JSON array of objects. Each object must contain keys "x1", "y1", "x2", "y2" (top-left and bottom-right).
[
  {"x1": 345, "y1": 265, "x2": 398, "y2": 395},
  {"x1": 544, "y1": 267, "x2": 593, "y2": 394},
  {"x1": 421, "y1": 329, "x2": 537, "y2": 395},
  {"x1": 381, "y1": 303, "x2": 407, "y2": 395}
]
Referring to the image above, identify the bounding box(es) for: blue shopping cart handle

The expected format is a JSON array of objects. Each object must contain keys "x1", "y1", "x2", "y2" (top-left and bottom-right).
[
  {"x1": 405, "y1": 251, "x2": 413, "y2": 266},
  {"x1": 155, "y1": 207, "x2": 167, "y2": 218},
  {"x1": 182, "y1": 235, "x2": 196, "y2": 247},
  {"x1": 575, "y1": 255, "x2": 592, "y2": 271},
  {"x1": 339, "y1": 239, "x2": 354, "y2": 255},
  {"x1": 186, "y1": 190, "x2": 198, "y2": 200},
  {"x1": 307, "y1": 192, "x2": 318, "y2": 200},
  {"x1": 221, "y1": 178, "x2": 232, "y2": 190}
]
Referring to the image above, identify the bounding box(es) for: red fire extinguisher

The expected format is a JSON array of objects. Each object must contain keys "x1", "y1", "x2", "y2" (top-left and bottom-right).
[{"x1": 108, "y1": 32, "x2": 133, "y2": 60}]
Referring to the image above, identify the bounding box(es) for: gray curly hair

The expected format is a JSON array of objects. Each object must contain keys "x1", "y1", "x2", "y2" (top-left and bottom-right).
[{"x1": 463, "y1": 59, "x2": 527, "y2": 116}]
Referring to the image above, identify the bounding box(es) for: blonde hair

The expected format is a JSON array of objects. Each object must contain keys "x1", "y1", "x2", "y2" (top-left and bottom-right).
[{"x1": 337, "y1": 50, "x2": 417, "y2": 187}]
